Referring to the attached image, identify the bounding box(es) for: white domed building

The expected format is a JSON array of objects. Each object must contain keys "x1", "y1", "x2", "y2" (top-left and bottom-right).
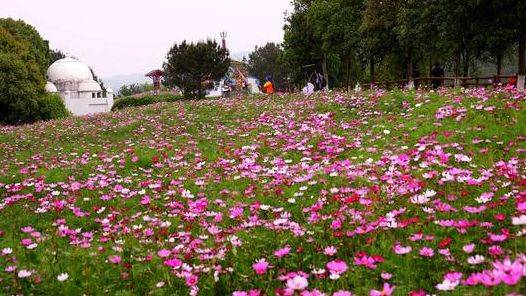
[{"x1": 45, "y1": 57, "x2": 113, "y2": 116}]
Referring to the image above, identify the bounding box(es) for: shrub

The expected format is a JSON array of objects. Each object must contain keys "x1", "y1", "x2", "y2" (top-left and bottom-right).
[
  {"x1": 35, "y1": 93, "x2": 69, "y2": 121},
  {"x1": 111, "y1": 94, "x2": 184, "y2": 111},
  {"x1": 0, "y1": 35, "x2": 44, "y2": 125}
]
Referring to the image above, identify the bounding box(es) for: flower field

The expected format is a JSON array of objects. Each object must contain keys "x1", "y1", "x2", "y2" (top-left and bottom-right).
[{"x1": 0, "y1": 88, "x2": 525, "y2": 295}]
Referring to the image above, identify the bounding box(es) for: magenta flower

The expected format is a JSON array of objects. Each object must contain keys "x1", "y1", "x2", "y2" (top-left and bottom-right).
[
  {"x1": 333, "y1": 291, "x2": 353, "y2": 296},
  {"x1": 163, "y1": 258, "x2": 182, "y2": 268},
  {"x1": 492, "y1": 257, "x2": 523, "y2": 285},
  {"x1": 140, "y1": 196, "x2": 150, "y2": 205},
  {"x1": 252, "y1": 259, "x2": 269, "y2": 275},
  {"x1": 108, "y1": 255, "x2": 121, "y2": 264},
  {"x1": 419, "y1": 247, "x2": 434, "y2": 257},
  {"x1": 185, "y1": 274, "x2": 198, "y2": 287},
  {"x1": 327, "y1": 260, "x2": 348, "y2": 279},
  {"x1": 274, "y1": 246, "x2": 291, "y2": 258},
  {"x1": 369, "y1": 283, "x2": 395, "y2": 296},
  {"x1": 157, "y1": 249, "x2": 171, "y2": 258}
]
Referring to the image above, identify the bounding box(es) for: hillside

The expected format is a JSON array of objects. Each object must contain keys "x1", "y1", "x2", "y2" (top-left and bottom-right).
[{"x1": 0, "y1": 88, "x2": 525, "y2": 295}]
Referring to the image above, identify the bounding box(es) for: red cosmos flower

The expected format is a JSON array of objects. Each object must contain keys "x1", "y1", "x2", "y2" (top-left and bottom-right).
[
  {"x1": 151, "y1": 155, "x2": 159, "y2": 163},
  {"x1": 344, "y1": 194, "x2": 359, "y2": 204},
  {"x1": 494, "y1": 213, "x2": 506, "y2": 221},
  {"x1": 438, "y1": 237, "x2": 452, "y2": 248}
]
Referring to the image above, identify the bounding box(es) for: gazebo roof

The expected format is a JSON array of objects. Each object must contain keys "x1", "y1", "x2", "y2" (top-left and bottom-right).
[{"x1": 145, "y1": 69, "x2": 164, "y2": 78}]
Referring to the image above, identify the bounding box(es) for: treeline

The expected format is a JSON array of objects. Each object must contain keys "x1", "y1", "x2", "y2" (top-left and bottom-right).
[
  {"x1": 0, "y1": 18, "x2": 68, "y2": 125},
  {"x1": 280, "y1": 0, "x2": 525, "y2": 88}
]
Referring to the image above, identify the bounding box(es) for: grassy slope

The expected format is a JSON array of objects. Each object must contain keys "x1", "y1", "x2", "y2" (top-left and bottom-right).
[{"x1": 0, "y1": 88, "x2": 525, "y2": 295}]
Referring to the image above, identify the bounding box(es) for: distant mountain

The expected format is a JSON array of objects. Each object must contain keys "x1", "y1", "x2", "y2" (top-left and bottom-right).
[{"x1": 102, "y1": 73, "x2": 150, "y2": 92}]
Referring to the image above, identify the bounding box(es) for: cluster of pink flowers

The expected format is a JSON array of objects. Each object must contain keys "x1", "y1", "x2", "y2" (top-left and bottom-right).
[{"x1": 0, "y1": 87, "x2": 524, "y2": 294}]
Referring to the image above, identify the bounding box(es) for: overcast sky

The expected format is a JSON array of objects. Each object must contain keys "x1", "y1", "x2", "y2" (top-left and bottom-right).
[{"x1": 2, "y1": 0, "x2": 292, "y2": 78}]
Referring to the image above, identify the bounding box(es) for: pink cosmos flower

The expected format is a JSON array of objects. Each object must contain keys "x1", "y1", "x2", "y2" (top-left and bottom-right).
[
  {"x1": 492, "y1": 257, "x2": 523, "y2": 285},
  {"x1": 163, "y1": 258, "x2": 182, "y2": 268},
  {"x1": 230, "y1": 207, "x2": 244, "y2": 219},
  {"x1": 354, "y1": 255, "x2": 377, "y2": 269},
  {"x1": 327, "y1": 260, "x2": 348, "y2": 279},
  {"x1": 233, "y1": 291, "x2": 260, "y2": 296},
  {"x1": 108, "y1": 255, "x2": 121, "y2": 264},
  {"x1": 462, "y1": 243, "x2": 475, "y2": 253},
  {"x1": 331, "y1": 219, "x2": 342, "y2": 230},
  {"x1": 274, "y1": 246, "x2": 291, "y2": 258},
  {"x1": 369, "y1": 283, "x2": 395, "y2": 296},
  {"x1": 323, "y1": 246, "x2": 337, "y2": 256},
  {"x1": 489, "y1": 245, "x2": 503, "y2": 256},
  {"x1": 185, "y1": 274, "x2": 198, "y2": 287},
  {"x1": 333, "y1": 291, "x2": 353, "y2": 296},
  {"x1": 381, "y1": 272, "x2": 392, "y2": 280},
  {"x1": 419, "y1": 247, "x2": 434, "y2": 257},
  {"x1": 252, "y1": 259, "x2": 269, "y2": 275},
  {"x1": 157, "y1": 249, "x2": 171, "y2": 258},
  {"x1": 140, "y1": 196, "x2": 150, "y2": 205}
]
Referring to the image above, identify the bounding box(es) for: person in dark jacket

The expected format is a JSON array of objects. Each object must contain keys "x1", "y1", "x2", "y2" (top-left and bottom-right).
[{"x1": 431, "y1": 63, "x2": 445, "y2": 89}]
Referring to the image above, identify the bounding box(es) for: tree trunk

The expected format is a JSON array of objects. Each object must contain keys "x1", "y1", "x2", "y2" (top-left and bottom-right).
[
  {"x1": 519, "y1": 32, "x2": 525, "y2": 75},
  {"x1": 454, "y1": 52, "x2": 461, "y2": 77},
  {"x1": 370, "y1": 58, "x2": 375, "y2": 84},
  {"x1": 407, "y1": 53, "x2": 413, "y2": 86},
  {"x1": 322, "y1": 55, "x2": 329, "y2": 91},
  {"x1": 496, "y1": 54, "x2": 502, "y2": 80},
  {"x1": 462, "y1": 52, "x2": 470, "y2": 77},
  {"x1": 346, "y1": 56, "x2": 352, "y2": 92}
]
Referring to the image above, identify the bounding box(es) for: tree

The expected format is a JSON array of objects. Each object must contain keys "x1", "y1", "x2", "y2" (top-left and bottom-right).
[
  {"x1": 163, "y1": 40, "x2": 230, "y2": 98},
  {"x1": 118, "y1": 83, "x2": 154, "y2": 97},
  {"x1": 0, "y1": 27, "x2": 45, "y2": 124},
  {"x1": 0, "y1": 18, "x2": 50, "y2": 76},
  {"x1": 248, "y1": 43, "x2": 288, "y2": 89},
  {"x1": 509, "y1": 0, "x2": 526, "y2": 75},
  {"x1": 283, "y1": 1, "x2": 322, "y2": 86},
  {"x1": 360, "y1": 0, "x2": 400, "y2": 82},
  {"x1": 283, "y1": 0, "x2": 365, "y2": 88},
  {"x1": 49, "y1": 49, "x2": 66, "y2": 65},
  {"x1": 474, "y1": 1, "x2": 514, "y2": 77}
]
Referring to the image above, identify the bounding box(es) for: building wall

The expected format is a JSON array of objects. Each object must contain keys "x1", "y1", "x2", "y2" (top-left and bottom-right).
[{"x1": 62, "y1": 93, "x2": 114, "y2": 116}]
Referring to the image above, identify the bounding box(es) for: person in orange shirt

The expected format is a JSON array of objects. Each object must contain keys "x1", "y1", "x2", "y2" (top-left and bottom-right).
[{"x1": 262, "y1": 74, "x2": 275, "y2": 94}]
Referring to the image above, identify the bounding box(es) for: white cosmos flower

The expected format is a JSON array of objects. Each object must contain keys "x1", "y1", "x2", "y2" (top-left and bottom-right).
[
  {"x1": 436, "y1": 279, "x2": 459, "y2": 291},
  {"x1": 2, "y1": 248, "x2": 12, "y2": 255},
  {"x1": 57, "y1": 273, "x2": 69, "y2": 281},
  {"x1": 467, "y1": 255, "x2": 485, "y2": 265},
  {"x1": 18, "y1": 269, "x2": 32, "y2": 278},
  {"x1": 26, "y1": 243, "x2": 37, "y2": 249},
  {"x1": 512, "y1": 215, "x2": 526, "y2": 225}
]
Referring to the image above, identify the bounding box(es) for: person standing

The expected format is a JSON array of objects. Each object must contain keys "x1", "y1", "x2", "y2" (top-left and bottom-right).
[
  {"x1": 263, "y1": 76, "x2": 274, "y2": 95},
  {"x1": 431, "y1": 63, "x2": 445, "y2": 89}
]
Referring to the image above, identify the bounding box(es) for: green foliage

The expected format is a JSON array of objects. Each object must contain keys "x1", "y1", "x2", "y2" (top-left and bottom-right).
[
  {"x1": 0, "y1": 19, "x2": 67, "y2": 125},
  {"x1": 248, "y1": 43, "x2": 288, "y2": 89},
  {"x1": 0, "y1": 27, "x2": 45, "y2": 125},
  {"x1": 49, "y1": 49, "x2": 66, "y2": 66},
  {"x1": 111, "y1": 94, "x2": 184, "y2": 111},
  {"x1": 35, "y1": 93, "x2": 69, "y2": 121},
  {"x1": 118, "y1": 82, "x2": 154, "y2": 97},
  {"x1": 163, "y1": 40, "x2": 230, "y2": 98},
  {"x1": 0, "y1": 18, "x2": 50, "y2": 76},
  {"x1": 283, "y1": 0, "x2": 524, "y2": 84}
]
